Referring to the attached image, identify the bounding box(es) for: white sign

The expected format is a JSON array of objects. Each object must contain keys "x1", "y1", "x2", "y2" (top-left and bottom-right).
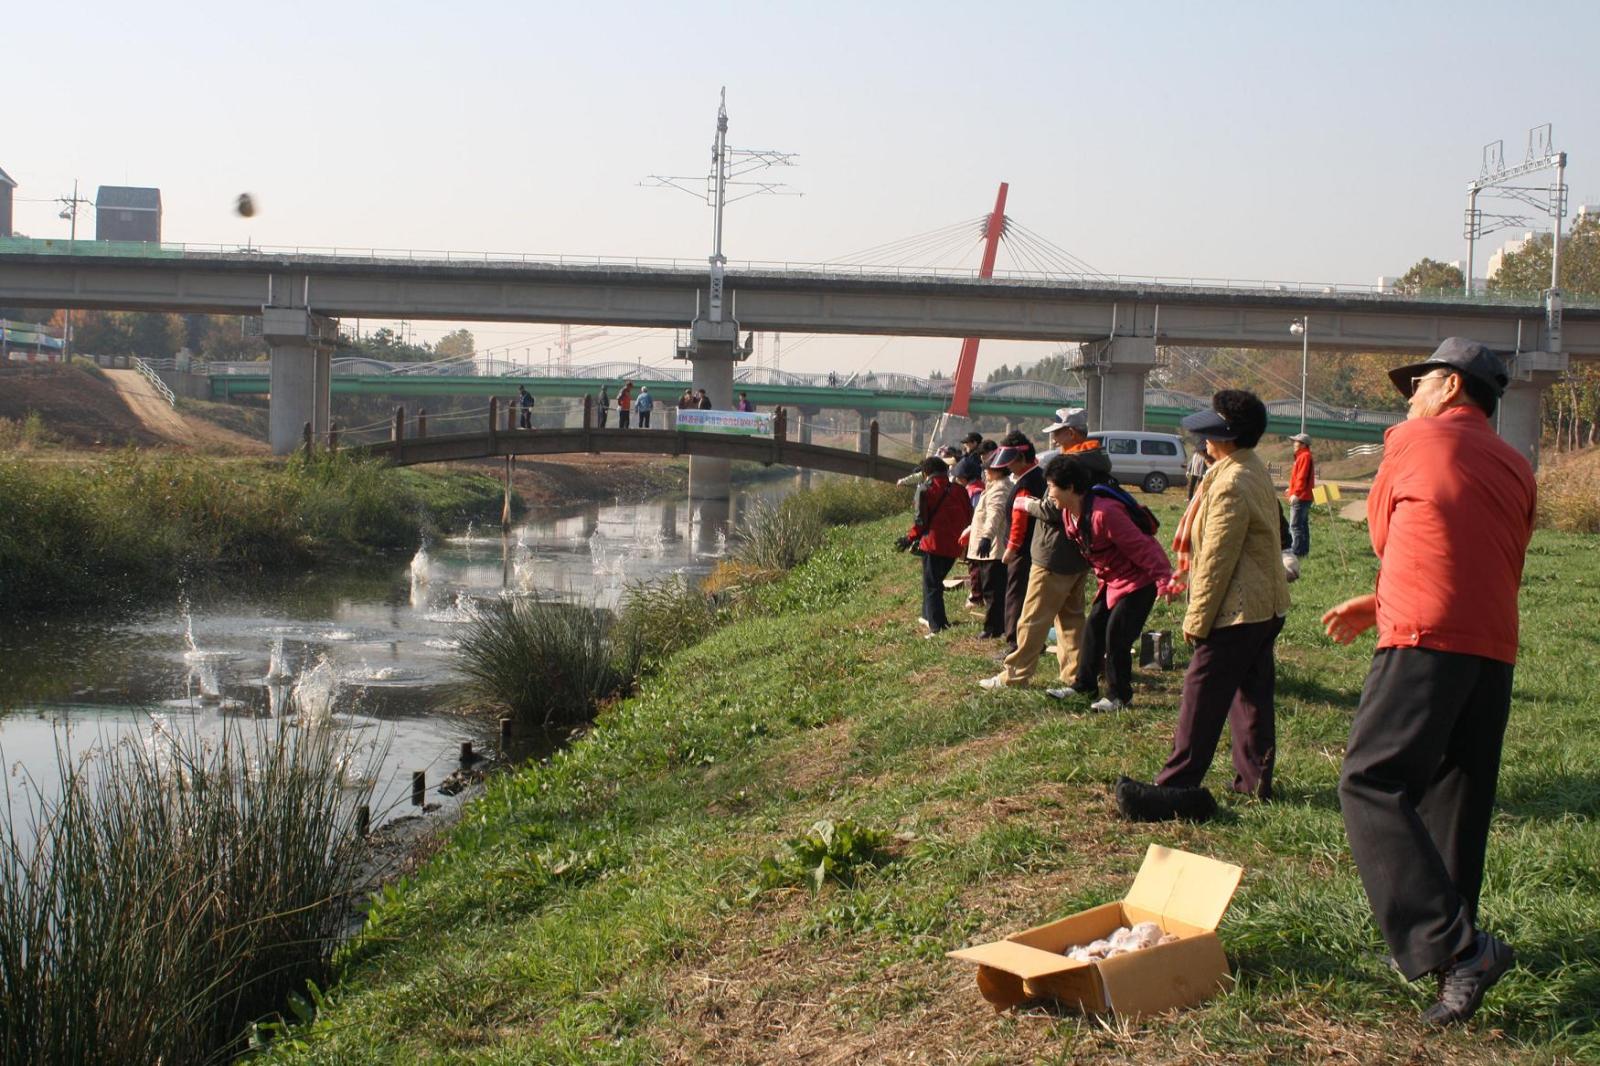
[{"x1": 676, "y1": 409, "x2": 772, "y2": 436}]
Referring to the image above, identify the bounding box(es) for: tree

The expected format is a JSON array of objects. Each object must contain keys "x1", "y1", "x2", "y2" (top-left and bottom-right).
[
  {"x1": 128, "y1": 313, "x2": 183, "y2": 358},
  {"x1": 984, "y1": 350, "x2": 1078, "y2": 386},
  {"x1": 1486, "y1": 212, "x2": 1600, "y2": 301},
  {"x1": 433, "y1": 328, "x2": 475, "y2": 360},
  {"x1": 1393, "y1": 257, "x2": 1465, "y2": 296}
]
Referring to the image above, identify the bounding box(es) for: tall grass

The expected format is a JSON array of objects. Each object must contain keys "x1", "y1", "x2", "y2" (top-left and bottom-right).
[
  {"x1": 1535, "y1": 447, "x2": 1600, "y2": 532},
  {"x1": 0, "y1": 717, "x2": 373, "y2": 1065},
  {"x1": 0, "y1": 451, "x2": 504, "y2": 613},
  {"x1": 455, "y1": 597, "x2": 641, "y2": 729},
  {"x1": 732, "y1": 480, "x2": 908, "y2": 577},
  {"x1": 613, "y1": 575, "x2": 724, "y2": 672}
]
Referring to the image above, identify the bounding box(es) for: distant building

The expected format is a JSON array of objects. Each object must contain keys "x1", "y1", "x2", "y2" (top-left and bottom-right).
[
  {"x1": 1, "y1": 320, "x2": 67, "y2": 364},
  {"x1": 1485, "y1": 232, "x2": 1534, "y2": 283},
  {"x1": 95, "y1": 185, "x2": 162, "y2": 242},
  {"x1": 0, "y1": 166, "x2": 15, "y2": 238}
]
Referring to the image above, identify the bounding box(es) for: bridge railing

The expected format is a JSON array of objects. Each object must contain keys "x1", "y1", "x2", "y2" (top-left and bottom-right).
[{"x1": 130, "y1": 356, "x2": 177, "y2": 408}]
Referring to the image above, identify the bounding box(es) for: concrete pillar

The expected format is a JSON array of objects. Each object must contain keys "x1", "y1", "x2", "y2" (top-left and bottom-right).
[
  {"x1": 1497, "y1": 350, "x2": 1567, "y2": 471},
  {"x1": 263, "y1": 307, "x2": 338, "y2": 455},
  {"x1": 1079, "y1": 336, "x2": 1157, "y2": 433},
  {"x1": 684, "y1": 318, "x2": 744, "y2": 504},
  {"x1": 856, "y1": 409, "x2": 877, "y2": 453},
  {"x1": 909, "y1": 412, "x2": 929, "y2": 454}
]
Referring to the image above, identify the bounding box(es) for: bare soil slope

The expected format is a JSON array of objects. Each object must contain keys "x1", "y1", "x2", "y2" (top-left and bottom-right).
[
  {"x1": 0, "y1": 366, "x2": 161, "y2": 446},
  {"x1": 102, "y1": 370, "x2": 264, "y2": 452}
]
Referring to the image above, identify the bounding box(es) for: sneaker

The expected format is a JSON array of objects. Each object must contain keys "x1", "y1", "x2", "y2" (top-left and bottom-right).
[
  {"x1": 978, "y1": 673, "x2": 1009, "y2": 690},
  {"x1": 1089, "y1": 697, "x2": 1128, "y2": 713},
  {"x1": 1422, "y1": 932, "x2": 1515, "y2": 1027},
  {"x1": 1045, "y1": 685, "x2": 1096, "y2": 700},
  {"x1": 917, "y1": 617, "x2": 929, "y2": 629}
]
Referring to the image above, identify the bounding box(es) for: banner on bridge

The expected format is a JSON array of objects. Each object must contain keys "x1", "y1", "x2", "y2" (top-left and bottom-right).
[{"x1": 676, "y1": 409, "x2": 772, "y2": 436}]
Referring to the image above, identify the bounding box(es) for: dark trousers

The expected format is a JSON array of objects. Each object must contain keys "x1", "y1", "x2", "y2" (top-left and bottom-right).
[
  {"x1": 921, "y1": 553, "x2": 956, "y2": 633},
  {"x1": 519, "y1": 406, "x2": 533, "y2": 429},
  {"x1": 1156, "y1": 615, "x2": 1284, "y2": 797},
  {"x1": 618, "y1": 409, "x2": 631, "y2": 429},
  {"x1": 1002, "y1": 556, "x2": 1032, "y2": 649},
  {"x1": 1338, "y1": 648, "x2": 1513, "y2": 980},
  {"x1": 973, "y1": 559, "x2": 1007, "y2": 637},
  {"x1": 598, "y1": 407, "x2": 609, "y2": 428},
  {"x1": 1073, "y1": 583, "x2": 1156, "y2": 703},
  {"x1": 638, "y1": 409, "x2": 651, "y2": 428},
  {"x1": 1289, "y1": 499, "x2": 1311, "y2": 557},
  {"x1": 966, "y1": 556, "x2": 984, "y2": 602}
]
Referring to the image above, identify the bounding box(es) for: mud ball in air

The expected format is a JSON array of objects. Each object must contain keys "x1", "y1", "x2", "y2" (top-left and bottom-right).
[{"x1": 236, "y1": 193, "x2": 256, "y2": 218}]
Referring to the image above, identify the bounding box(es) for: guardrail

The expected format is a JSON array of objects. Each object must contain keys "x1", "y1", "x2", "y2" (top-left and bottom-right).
[
  {"x1": 131, "y1": 356, "x2": 177, "y2": 408},
  {"x1": 1346, "y1": 443, "x2": 1385, "y2": 459}
]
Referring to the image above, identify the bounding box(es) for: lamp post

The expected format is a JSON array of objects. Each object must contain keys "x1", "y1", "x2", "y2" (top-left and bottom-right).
[{"x1": 1289, "y1": 316, "x2": 1309, "y2": 435}]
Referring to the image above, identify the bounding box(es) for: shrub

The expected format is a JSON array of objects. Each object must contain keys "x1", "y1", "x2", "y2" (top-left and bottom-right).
[
  {"x1": 1536, "y1": 450, "x2": 1600, "y2": 532},
  {"x1": 801, "y1": 478, "x2": 910, "y2": 526},
  {"x1": 733, "y1": 496, "x2": 825, "y2": 573},
  {"x1": 455, "y1": 597, "x2": 640, "y2": 729},
  {"x1": 0, "y1": 717, "x2": 372, "y2": 1065},
  {"x1": 613, "y1": 575, "x2": 723, "y2": 671}
]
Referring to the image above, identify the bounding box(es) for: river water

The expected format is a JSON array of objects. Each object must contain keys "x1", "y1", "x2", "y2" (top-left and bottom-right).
[{"x1": 0, "y1": 480, "x2": 798, "y2": 828}]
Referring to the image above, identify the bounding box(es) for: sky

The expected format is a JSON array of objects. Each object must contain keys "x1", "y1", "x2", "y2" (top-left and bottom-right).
[{"x1": 7, "y1": 0, "x2": 1596, "y2": 381}]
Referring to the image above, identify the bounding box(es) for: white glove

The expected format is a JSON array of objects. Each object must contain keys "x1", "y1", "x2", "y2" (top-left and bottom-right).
[{"x1": 1281, "y1": 550, "x2": 1301, "y2": 584}]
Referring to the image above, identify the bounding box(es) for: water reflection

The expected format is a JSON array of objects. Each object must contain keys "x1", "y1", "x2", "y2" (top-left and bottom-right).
[{"x1": 0, "y1": 478, "x2": 799, "y2": 826}]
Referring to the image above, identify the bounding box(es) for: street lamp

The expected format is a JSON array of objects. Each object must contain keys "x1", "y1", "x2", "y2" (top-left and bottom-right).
[{"x1": 1289, "y1": 316, "x2": 1309, "y2": 435}]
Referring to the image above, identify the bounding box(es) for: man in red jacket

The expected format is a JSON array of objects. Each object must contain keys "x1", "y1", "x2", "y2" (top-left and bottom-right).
[
  {"x1": 1323, "y1": 338, "x2": 1534, "y2": 1027},
  {"x1": 898, "y1": 456, "x2": 974, "y2": 636},
  {"x1": 1287, "y1": 432, "x2": 1314, "y2": 557}
]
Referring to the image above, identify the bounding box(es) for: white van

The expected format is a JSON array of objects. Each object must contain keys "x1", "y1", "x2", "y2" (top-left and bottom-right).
[{"x1": 1088, "y1": 431, "x2": 1188, "y2": 494}]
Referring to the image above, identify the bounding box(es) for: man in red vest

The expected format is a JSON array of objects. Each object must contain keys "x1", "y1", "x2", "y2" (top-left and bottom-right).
[{"x1": 1287, "y1": 432, "x2": 1314, "y2": 557}]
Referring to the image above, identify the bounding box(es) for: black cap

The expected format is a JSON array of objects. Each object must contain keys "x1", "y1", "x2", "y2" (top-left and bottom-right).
[
  {"x1": 1387, "y1": 338, "x2": 1511, "y2": 400},
  {"x1": 961, "y1": 430, "x2": 984, "y2": 445},
  {"x1": 1180, "y1": 408, "x2": 1238, "y2": 442},
  {"x1": 952, "y1": 455, "x2": 983, "y2": 481}
]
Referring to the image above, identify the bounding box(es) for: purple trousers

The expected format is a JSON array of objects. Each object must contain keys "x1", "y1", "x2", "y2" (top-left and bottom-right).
[{"x1": 1156, "y1": 615, "x2": 1284, "y2": 798}]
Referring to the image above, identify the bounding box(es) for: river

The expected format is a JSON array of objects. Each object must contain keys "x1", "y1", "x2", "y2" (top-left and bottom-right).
[{"x1": 0, "y1": 479, "x2": 800, "y2": 829}]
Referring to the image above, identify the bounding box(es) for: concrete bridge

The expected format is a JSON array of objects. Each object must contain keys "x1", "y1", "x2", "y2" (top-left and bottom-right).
[{"x1": 3, "y1": 242, "x2": 1592, "y2": 463}]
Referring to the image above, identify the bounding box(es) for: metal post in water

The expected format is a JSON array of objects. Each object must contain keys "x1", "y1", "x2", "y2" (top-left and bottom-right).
[
  {"x1": 499, "y1": 716, "x2": 513, "y2": 743},
  {"x1": 417, "y1": 408, "x2": 428, "y2": 438},
  {"x1": 411, "y1": 770, "x2": 426, "y2": 806},
  {"x1": 460, "y1": 741, "x2": 474, "y2": 763},
  {"x1": 356, "y1": 804, "x2": 370, "y2": 836}
]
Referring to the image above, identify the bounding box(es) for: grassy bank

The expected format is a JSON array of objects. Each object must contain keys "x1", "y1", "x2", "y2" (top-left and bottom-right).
[
  {"x1": 264, "y1": 494, "x2": 1599, "y2": 1064},
  {"x1": 0, "y1": 450, "x2": 506, "y2": 614}
]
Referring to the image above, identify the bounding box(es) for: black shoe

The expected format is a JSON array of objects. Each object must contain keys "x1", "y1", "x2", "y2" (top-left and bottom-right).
[
  {"x1": 1422, "y1": 932, "x2": 1515, "y2": 1027},
  {"x1": 1114, "y1": 776, "x2": 1217, "y2": 823}
]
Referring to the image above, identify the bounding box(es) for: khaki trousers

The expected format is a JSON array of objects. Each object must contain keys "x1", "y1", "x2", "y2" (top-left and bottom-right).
[{"x1": 999, "y1": 567, "x2": 1087, "y2": 685}]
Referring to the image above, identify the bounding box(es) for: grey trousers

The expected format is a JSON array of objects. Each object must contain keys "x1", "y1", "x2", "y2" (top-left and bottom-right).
[{"x1": 1338, "y1": 647, "x2": 1514, "y2": 980}]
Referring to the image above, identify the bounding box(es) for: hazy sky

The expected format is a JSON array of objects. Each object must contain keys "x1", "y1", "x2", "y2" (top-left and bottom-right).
[{"x1": 8, "y1": 0, "x2": 1595, "y2": 379}]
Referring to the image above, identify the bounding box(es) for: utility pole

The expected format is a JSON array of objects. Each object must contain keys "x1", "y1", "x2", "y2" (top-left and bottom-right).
[{"x1": 57, "y1": 179, "x2": 91, "y2": 360}]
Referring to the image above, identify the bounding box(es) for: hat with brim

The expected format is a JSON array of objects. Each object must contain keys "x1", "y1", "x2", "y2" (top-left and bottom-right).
[
  {"x1": 952, "y1": 455, "x2": 983, "y2": 481},
  {"x1": 1387, "y1": 337, "x2": 1511, "y2": 400},
  {"x1": 988, "y1": 446, "x2": 1022, "y2": 468},
  {"x1": 1041, "y1": 407, "x2": 1088, "y2": 435},
  {"x1": 1289, "y1": 433, "x2": 1312, "y2": 445},
  {"x1": 1180, "y1": 408, "x2": 1239, "y2": 442}
]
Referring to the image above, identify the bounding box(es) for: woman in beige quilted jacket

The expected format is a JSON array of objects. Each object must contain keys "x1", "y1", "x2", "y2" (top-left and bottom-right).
[
  {"x1": 1117, "y1": 389, "x2": 1291, "y2": 822},
  {"x1": 963, "y1": 463, "x2": 1012, "y2": 639}
]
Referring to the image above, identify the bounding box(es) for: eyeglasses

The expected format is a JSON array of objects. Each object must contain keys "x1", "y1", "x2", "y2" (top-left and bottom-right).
[{"x1": 1409, "y1": 370, "x2": 1453, "y2": 394}]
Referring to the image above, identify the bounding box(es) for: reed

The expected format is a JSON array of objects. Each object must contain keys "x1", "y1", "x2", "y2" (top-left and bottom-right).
[
  {"x1": 455, "y1": 597, "x2": 641, "y2": 729},
  {"x1": 613, "y1": 575, "x2": 724, "y2": 672},
  {"x1": 0, "y1": 716, "x2": 373, "y2": 1066},
  {"x1": 732, "y1": 496, "x2": 825, "y2": 574}
]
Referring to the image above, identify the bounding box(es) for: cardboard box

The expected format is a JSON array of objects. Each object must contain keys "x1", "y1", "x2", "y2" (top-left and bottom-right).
[{"x1": 948, "y1": 844, "x2": 1243, "y2": 1019}]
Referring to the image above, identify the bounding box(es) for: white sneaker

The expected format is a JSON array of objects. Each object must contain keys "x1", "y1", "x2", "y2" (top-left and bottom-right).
[
  {"x1": 917, "y1": 617, "x2": 930, "y2": 628},
  {"x1": 978, "y1": 673, "x2": 1008, "y2": 690},
  {"x1": 1089, "y1": 697, "x2": 1127, "y2": 712}
]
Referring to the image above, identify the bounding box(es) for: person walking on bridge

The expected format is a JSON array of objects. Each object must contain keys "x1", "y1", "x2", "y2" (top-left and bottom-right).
[
  {"x1": 698, "y1": 389, "x2": 713, "y2": 411},
  {"x1": 597, "y1": 385, "x2": 610, "y2": 429},
  {"x1": 1323, "y1": 339, "x2": 1533, "y2": 1027},
  {"x1": 635, "y1": 386, "x2": 654, "y2": 429},
  {"x1": 517, "y1": 384, "x2": 535, "y2": 430},
  {"x1": 1287, "y1": 433, "x2": 1315, "y2": 557},
  {"x1": 617, "y1": 381, "x2": 633, "y2": 429}
]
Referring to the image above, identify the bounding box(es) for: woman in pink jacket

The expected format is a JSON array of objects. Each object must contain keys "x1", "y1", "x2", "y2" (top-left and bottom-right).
[{"x1": 1039, "y1": 455, "x2": 1176, "y2": 711}]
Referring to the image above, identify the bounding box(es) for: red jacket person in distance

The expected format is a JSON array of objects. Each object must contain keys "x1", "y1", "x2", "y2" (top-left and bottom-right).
[
  {"x1": 898, "y1": 457, "x2": 974, "y2": 636},
  {"x1": 1323, "y1": 338, "x2": 1535, "y2": 1028}
]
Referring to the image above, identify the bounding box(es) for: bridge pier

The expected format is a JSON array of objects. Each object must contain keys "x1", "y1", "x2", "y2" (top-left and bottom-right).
[
  {"x1": 1499, "y1": 350, "x2": 1567, "y2": 470},
  {"x1": 683, "y1": 318, "x2": 746, "y2": 505},
  {"x1": 264, "y1": 307, "x2": 339, "y2": 455},
  {"x1": 1078, "y1": 336, "x2": 1156, "y2": 433},
  {"x1": 855, "y1": 409, "x2": 877, "y2": 454},
  {"x1": 909, "y1": 412, "x2": 929, "y2": 454}
]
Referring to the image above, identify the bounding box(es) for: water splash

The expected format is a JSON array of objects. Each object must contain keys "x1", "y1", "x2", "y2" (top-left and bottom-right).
[
  {"x1": 409, "y1": 546, "x2": 434, "y2": 608},
  {"x1": 264, "y1": 638, "x2": 294, "y2": 683},
  {"x1": 291, "y1": 656, "x2": 340, "y2": 727},
  {"x1": 425, "y1": 591, "x2": 482, "y2": 624}
]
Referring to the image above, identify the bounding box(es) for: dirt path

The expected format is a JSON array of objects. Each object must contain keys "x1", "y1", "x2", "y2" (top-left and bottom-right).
[{"x1": 103, "y1": 370, "x2": 263, "y2": 451}]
